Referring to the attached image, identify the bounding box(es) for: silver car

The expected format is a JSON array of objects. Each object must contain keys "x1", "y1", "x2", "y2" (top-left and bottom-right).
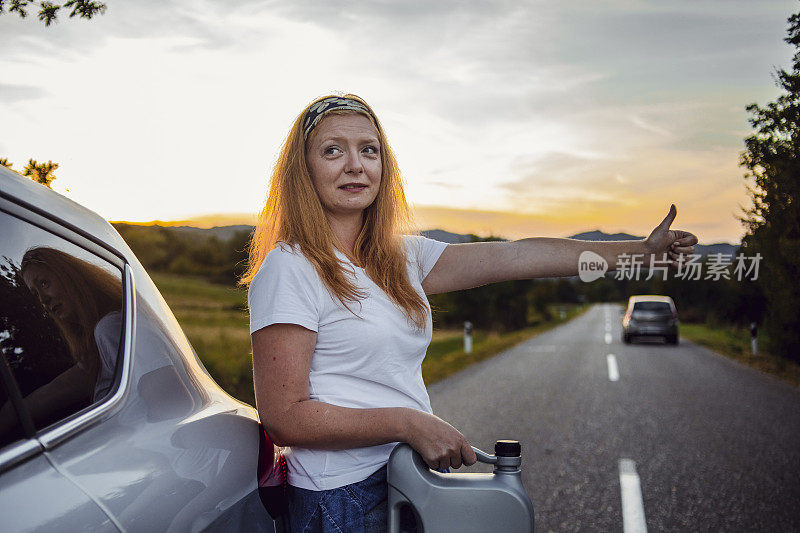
[
  {"x1": 0, "y1": 167, "x2": 287, "y2": 531},
  {"x1": 621, "y1": 295, "x2": 679, "y2": 345}
]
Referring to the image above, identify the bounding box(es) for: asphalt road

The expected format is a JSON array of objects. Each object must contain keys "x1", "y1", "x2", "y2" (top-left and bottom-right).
[{"x1": 428, "y1": 303, "x2": 800, "y2": 532}]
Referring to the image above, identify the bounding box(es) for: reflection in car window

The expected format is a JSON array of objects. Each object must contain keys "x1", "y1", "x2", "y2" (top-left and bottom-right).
[
  {"x1": 0, "y1": 368, "x2": 26, "y2": 449},
  {"x1": 632, "y1": 302, "x2": 672, "y2": 312},
  {"x1": 0, "y1": 211, "x2": 123, "y2": 444}
]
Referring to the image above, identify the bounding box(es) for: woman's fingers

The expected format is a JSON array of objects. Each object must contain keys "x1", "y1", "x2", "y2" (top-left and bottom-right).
[
  {"x1": 450, "y1": 453, "x2": 462, "y2": 469},
  {"x1": 671, "y1": 245, "x2": 695, "y2": 254},
  {"x1": 422, "y1": 444, "x2": 477, "y2": 471},
  {"x1": 672, "y1": 231, "x2": 698, "y2": 246},
  {"x1": 408, "y1": 410, "x2": 475, "y2": 470},
  {"x1": 423, "y1": 457, "x2": 439, "y2": 469},
  {"x1": 462, "y1": 440, "x2": 477, "y2": 466},
  {"x1": 422, "y1": 439, "x2": 472, "y2": 470}
]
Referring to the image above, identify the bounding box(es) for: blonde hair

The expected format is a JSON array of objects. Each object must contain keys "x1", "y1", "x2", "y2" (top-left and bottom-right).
[
  {"x1": 21, "y1": 247, "x2": 122, "y2": 375},
  {"x1": 240, "y1": 94, "x2": 429, "y2": 329}
]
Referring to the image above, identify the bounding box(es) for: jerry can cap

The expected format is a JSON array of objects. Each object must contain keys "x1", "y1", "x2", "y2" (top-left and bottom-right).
[{"x1": 495, "y1": 440, "x2": 521, "y2": 457}]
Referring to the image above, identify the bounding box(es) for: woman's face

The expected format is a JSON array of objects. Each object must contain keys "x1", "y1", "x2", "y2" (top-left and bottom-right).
[
  {"x1": 23, "y1": 263, "x2": 76, "y2": 324},
  {"x1": 305, "y1": 113, "x2": 382, "y2": 219}
]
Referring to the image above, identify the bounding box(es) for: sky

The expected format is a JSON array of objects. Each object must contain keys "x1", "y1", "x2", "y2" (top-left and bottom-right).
[{"x1": 1, "y1": 0, "x2": 796, "y2": 244}]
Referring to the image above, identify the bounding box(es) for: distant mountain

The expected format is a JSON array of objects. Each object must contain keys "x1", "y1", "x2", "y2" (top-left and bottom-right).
[
  {"x1": 114, "y1": 222, "x2": 738, "y2": 257},
  {"x1": 695, "y1": 242, "x2": 740, "y2": 257},
  {"x1": 167, "y1": 224, "x2": 254, "y2": 241},
  {"x1": 420, "y1": 229, "x2": 475, "y2": 244},
  {"x1": 422, "y1": 228, "x2": 738, "y2": 258},
  {"x1": 569, "y1": 230, "x2": 640, "y2": 241},
  {"x1": 566, "y1": 230, "x2": 739, "y2": 257}
]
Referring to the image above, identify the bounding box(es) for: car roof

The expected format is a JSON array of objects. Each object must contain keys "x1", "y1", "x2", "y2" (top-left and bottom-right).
[
  {"x1": 0, "y1": 166, "x2": 131, "y2": 259},
  {"x1": 628, "y1": 295, "x2": 675, "y2": 303}
]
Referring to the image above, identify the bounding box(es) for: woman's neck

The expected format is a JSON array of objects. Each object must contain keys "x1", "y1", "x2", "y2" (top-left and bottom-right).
[{"x1": 326, "y1": 212, "x2": 363, "y2": 257}]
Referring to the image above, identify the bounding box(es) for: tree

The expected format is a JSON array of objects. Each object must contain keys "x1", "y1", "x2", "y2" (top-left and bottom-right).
[
  {"x1": 22, "y1": 158, "x2": 59, "y2": 188},
  {"x1": 0, "y1": 0, "x2": 106, "y2": 26},
  {"x1": 0, "y1": 157, "x2": 60, "y2": 188},
  {"x1": 739, "y1": 10, "x2": 800, "y2": 361}
]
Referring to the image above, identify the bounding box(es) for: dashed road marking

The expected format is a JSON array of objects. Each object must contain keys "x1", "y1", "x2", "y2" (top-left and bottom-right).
[
  {"x1": 607, "y1": 354, "x2": 619, "y2": 381},
  {"x1": 605, "y1": 332, "x2": 612, "y2": 344},
  {"x1": 619, "y1": 459, "x2": 648, "y2": 533}
]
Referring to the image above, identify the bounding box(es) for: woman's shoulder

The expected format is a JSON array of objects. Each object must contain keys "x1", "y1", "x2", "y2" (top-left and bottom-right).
[
  {"x1": 252, "y1": 242, "x2": 318, "y2": 284},
  {"x1": 402, "y1": 234, "x2": 447, "y2": 258},
  {"x1": 401, "y1": 234, "x2": 448, "y2": 281},
  {"x1": 401, "y1": 234, "x2": 423, "y2": 255},
  {"x1": 263, "y1": 241, "x2": 312, "y2": 266},
  {"x1": 94, "y1": 310, "x2": 123, "y2": 367},
  {"x1": 95, "y1": 310, "x2": 123, "y2": 336},
  {"x1": 401, "y1": 233, "x2": 442, "y2": 247}
]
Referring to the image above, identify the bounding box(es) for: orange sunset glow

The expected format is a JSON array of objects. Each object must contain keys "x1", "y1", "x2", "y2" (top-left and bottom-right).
[{"x1": 3, "y1": 2, "x2": 794, "y2": 245}]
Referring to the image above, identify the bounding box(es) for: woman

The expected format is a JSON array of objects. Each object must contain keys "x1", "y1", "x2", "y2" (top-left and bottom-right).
[
  {"x1": 17, "y1": 247, "x2": 122, "y2": 426},
  {"x1": 243, "y1": 94, "x2": 697, "y2": 532}
]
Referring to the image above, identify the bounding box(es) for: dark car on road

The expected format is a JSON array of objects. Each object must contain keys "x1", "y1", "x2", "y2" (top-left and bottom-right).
[
  {"x1": 622, "y1": 295, "x2": 679, "y2": 345},
  {"x1": 0, "y1": 167, "x2": 286, "y2": 531}
]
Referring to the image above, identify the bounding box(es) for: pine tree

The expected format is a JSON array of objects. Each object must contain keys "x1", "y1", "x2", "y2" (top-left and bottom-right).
[
  {"x1": 22, "y1": 159, "x2": 59, "y2": 188},
  {"x1": 0, "y1": 0, "x2": 106, "y2": 26},
  {"x1": 739, "y1": 11, "x2": 800, "y2": 361}
]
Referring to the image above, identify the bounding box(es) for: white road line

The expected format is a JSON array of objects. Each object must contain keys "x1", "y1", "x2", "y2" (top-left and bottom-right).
[
  {"x1": 619, "y1": 459, "x2": 648, "y2": 533},
  {"x1": 607, "y1": 354, "x2": 619, "y2": 381},
  {"x1": 605, "y1": 332, "x2": 612, "y2": 344}
]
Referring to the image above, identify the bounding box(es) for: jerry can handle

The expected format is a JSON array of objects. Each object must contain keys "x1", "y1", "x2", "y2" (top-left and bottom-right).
[
  {"x1": 471, "y1": 440, "x2": 523, "y2": 472},
  {"x1": 471, "y1": 446, "x2": 497, "y2": 464}
]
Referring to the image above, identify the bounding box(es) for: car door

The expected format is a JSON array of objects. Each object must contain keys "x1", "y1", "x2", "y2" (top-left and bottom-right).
[
  {"x1": 0, "y1": 409, "x2": 118, "y2": 532},
  {"x1": 1, "y1": 172, "x2": 283, "y2": 531},
  {"x1": 0, "y1": 209, "x2": 119, "y2": 532}
]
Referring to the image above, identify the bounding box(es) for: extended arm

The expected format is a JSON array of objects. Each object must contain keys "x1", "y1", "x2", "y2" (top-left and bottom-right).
[
  {"x1": 423, "y1": 204, "x2": 698, "y2": 294},
  {"x1": 252, "y1": 323, "x2": 476, "y2": 469},
  {"x1": 0, "y1": 364, "x2": 93, "y2": 436}
]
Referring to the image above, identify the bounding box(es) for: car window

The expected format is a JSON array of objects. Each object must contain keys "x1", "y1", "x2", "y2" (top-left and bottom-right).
[
  {"x1": 0, "y1": 367, "x2": 27, "y2": 449},
  {"x1": 632, "y1": 301, "x2": 672, "y2": 312},
  {"x1": 0, "y1": 211, "x2": 124, "y2": 444}
]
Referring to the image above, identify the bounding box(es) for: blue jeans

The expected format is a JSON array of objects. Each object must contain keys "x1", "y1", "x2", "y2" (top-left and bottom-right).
[
  {"x1": 287, "y1": 466, "x2": 389, "y2": 533},
  {"x1": 287, "y1": 465, "x2": 449, "y2": 533}
]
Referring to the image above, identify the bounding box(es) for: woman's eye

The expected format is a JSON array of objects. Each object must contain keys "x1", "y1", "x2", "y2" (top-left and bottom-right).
[
  {"x1": 41, "y1": 280, "x2": 49, "y2": 289},
  {"x1": 323, "y1": 146, "x2": 342, "y2": 155},
  {"x1": 363, "y1": 145, "x2": 379, "y2": 155}
]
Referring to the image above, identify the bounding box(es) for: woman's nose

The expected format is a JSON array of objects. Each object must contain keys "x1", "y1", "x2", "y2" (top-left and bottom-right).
[
  {"x1": 39, "y1": 290, "x2": 51, "y2": 305},
  {"x1": 345, "y1": 151, "x2": 363, "y2": 174}
]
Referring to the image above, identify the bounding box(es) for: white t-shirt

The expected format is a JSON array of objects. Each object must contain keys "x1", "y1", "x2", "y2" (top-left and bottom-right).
[
  {"x1": 248, "y1": 235, "x2": 448, "y2": 490},
  {"x1": 93, "y1": 310, "x2": 122, "y2": 402}
]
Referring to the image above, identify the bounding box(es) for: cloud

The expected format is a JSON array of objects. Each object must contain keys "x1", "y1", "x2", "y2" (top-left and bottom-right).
[
  {"x1": 0, "y1": 0, "x2": 788, "y2": 244},
  {"x1": 0, "y1": 83, "x2": 50, "y2": 102},
  {"x1": 0, "y1": 0, "x2": 242, "y2": 59}
]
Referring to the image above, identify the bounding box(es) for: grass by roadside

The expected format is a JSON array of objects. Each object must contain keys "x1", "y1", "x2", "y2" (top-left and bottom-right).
[
  {"x1": 680, "y1": 323, "x2": 800, "y2": 387},
  {"x1": 151, "y1": 273, "x2": 590, "y2": 404},
  {"x1": 422, "y1": 304, "x2": 590, "y2": 385},
  {"x1": 152, "y1": 273, "x2": 256, "y2": 404}
]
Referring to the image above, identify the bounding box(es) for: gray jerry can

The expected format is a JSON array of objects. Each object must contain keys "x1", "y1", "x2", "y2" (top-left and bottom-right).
[{"x1": 387, "y1": 440, "x2": 535, "y2": 532}]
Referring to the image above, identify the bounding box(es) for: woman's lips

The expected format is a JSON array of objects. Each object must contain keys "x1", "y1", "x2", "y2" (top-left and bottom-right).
[{"x1": 339, "y1": 185, "x2": 367, "y2": 192}]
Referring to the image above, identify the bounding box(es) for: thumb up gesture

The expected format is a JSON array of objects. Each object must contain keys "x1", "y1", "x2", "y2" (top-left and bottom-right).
[{"x1": 644, "y1": 204, "x2": 698, "y2": 268}]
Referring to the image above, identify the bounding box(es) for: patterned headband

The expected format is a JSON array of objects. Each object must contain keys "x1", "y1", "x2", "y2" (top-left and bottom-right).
[{"x1": 302, "y1": 97, "x2": 374, "y2": 140}]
